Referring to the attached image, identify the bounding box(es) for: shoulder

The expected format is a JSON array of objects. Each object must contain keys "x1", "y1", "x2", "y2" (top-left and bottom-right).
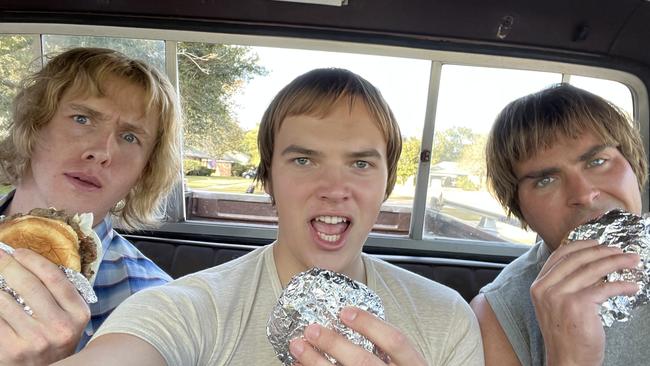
[
  {"x1": 367, "y1": 255, "x2": 462, "y2": 303},
  {"x1": 481, "y1": 243, "x2": 547, "y2": 295},
  {"x1": 470, "y1": 294, "x2": 521, "y2": 366},
  {"x1": 186, "y1": 244, "x2": 269, "y2": 282},
  {"x1": 98, "y1": 246, "x2": 271, "y2": 327},
  {"x1": 102, "y1": 231, "x2": 151, "y2": 259},
  {"x1": 144, "y1": 245, "x2": 270, "y2": 300},
  {"x1": 367, "y1": 255, "x2": 475, "y2": 331},
  {"x1": 367, "y1": 258, "x2": 484, "y2": 365}
]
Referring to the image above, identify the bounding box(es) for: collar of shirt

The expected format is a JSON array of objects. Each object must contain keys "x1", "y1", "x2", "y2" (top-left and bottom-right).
[
  {"x1": 0, "y1": 190, "x2": 14, "y2": 216},
  {"x1": 94, "y1": 215, "x2": 115, "y2": 258}
]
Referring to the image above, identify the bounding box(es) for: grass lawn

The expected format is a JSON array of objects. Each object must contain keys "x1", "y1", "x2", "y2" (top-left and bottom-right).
[
  {"x1": 186, "y1": 175, "x2": 263, "y2": 194},
  {"x1": 186, "y1": 176, "x2": 420, "y2": 198}
]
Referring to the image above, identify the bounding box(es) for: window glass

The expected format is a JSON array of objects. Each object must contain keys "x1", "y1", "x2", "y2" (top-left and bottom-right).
[
  {"x1": 180, "y1": 43, "x2": 431, "y2": 235},
  {"x1": 42, "y1": 35, "x2": 165, "y2": 71},
  {"x1": 423, "y1": 65, "x2": 562, "y2": 245},
  {"x1": 570, "y1": 76, "x2": 634, "y2": 118},
  {"x1": 0, "y1": 34, "x2": 37, "y2": 196},
  {"x1": 0, "y1": 35, "x2": 36, "y2": 137}
]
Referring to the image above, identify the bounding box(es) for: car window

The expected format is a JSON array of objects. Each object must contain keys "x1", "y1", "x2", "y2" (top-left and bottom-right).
[{"x1": 0, "y1": 27, "x2": 640, "y2": 255}]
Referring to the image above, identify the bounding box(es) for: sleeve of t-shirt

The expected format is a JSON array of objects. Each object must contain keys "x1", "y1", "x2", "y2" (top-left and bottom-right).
[
  {"x1": 438, "y1": 296, "x2": 485, "y2": 366},
  {"x1": 89, "y1": 278, "x2": 217, "y2": 365}
]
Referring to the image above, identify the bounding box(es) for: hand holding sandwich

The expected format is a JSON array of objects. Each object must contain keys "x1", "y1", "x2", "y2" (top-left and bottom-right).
[
  {"x1": 530, "y1": 239, "x2": 640, "y2": 366},
  {"x1": 0, "y1": 248, "x2": 90, "y2": 365},
  {"x1": 0, "y1": 209, "x2": 100, "y2": 365}
]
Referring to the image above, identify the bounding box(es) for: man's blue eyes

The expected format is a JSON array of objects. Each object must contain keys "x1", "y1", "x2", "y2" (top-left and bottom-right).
[
  {"x1": 535, "y1": 176, "x2": 554, "y2": 188},
  {"x1": 73, "y1": 115, "x2": 139, "y2": 144},
  {"x1": 354, "y1": 161, "x2": 370, "y2": 169},
  {"x1": 588, "y1": 158, "x2": 606, "y2": 167},
  {"x1": 293, "y1": 158, "x2": 371, "y2": 168},
  {"x1": 122, "y1": 133, "x2": 139, "y2": 144},
  {"x1": 534, "y1": 158, "x2": 607, "y2": 188},
  {"x1": 73, "y1": 115, "x2": 89, "y2": 124}
]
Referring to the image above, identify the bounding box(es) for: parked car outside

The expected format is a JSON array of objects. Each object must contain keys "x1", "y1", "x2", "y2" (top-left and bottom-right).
[{"x1": 242, "y1": 167, "x2": 257, "y2": 179}]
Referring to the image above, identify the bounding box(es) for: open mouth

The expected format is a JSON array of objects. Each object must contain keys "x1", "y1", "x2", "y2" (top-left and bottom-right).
[{"x1": 311, "y1": 215, "x2": 351, "y2": 243}]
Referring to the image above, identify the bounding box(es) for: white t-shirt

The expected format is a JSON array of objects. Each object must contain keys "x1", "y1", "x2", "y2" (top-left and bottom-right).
[{"x1": 92, "y1": 244, "x2": 484, "y2": 365}]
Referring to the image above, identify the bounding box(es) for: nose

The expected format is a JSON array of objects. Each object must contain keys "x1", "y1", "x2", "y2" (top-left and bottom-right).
[
  {"x1": 82, "y1": 132, "x2": 115, "y2": 166},
  {"x1": 317, "y1": 165, "x2": 350, "y2": 203},
  {"x1": 566, "y1": 172, "x2": 600, "y2": 207}
]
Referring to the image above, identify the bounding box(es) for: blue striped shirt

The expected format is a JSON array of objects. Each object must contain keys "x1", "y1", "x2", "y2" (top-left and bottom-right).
[
  {"x1": 0, "y1": 191, "x2": 172, "y2": 351},
  {"x1": 77, "y1": 215, "x2": 172, "y2": 350}
]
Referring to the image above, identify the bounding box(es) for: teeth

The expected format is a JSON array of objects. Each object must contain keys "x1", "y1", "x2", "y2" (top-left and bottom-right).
[
  {"x1": 317, "y1": 232, "x2": 341, "y2": 242},
  {"x1": 315, "y1": 216, "x2": 348, "y2": 224}
]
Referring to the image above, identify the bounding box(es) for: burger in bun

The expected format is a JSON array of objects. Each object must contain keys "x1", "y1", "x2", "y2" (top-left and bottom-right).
[{"x1": 0, "y1": 208, "x2": 102, "y2": 282}]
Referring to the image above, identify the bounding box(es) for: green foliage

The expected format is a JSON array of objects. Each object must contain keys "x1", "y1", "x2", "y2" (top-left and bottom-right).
[
  {"x1": 0, "y1": 35, "x2": 37, "y2": 133},
  {"x1": 41, "y1": 35, "x2": 166, "y2": 71},
  {"x1": 183, "y1": 159, "x2": 204, "y2": 174},
  {"x1": 178, "y1": 42, "x2": 267, "y2": 160},
  {"x1": 430, "y1": 127, "x2": 487, "y2": 189},
  {"x1": 186, "y1": 166, "x2": 215, "y2": 176},
  {"x1": 231, "y1": 162, "x2": 255, "y2": 177},
  {"x1": 242, "y1": 125, "x2": 261, "y2": 167},
  {"x1": 458, "y1": 133, "x2": 488, "y2": 181},
  {"x1": 431, "y1": 126, "x2": 475, "y2": 164},
  {"x1": 456, "y1": 175, "x2": 480, "y2": 191},
  {"x1": 396, "y1": 137, "x2": 421, "y2": 184},
  {"x1": 0, "y1": 35, "x2": 267, "y2": 165}
]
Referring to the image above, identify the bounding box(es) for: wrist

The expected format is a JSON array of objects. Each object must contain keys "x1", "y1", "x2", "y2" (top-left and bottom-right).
[{"x1": 545, "y1": 352, "x2": 603, "y2": 366}]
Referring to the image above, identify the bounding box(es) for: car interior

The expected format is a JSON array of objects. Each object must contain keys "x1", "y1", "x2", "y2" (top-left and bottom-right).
[{"x1": 2, "y1": 0, "x2": 650, "y2": 303}]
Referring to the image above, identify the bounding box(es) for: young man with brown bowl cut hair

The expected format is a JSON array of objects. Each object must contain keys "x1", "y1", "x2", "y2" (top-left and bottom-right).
[
  {"x1": 57, "y1": 68, "x2": 483, "y2": 366},
  {"x1": 472, "y1": 83, "x2": 648, "y2": 366}
]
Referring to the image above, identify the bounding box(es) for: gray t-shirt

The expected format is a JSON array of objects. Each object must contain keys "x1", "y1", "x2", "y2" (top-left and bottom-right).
[
  {"x1": 481, "y1": 241, "x2": 650, "y2": 366},
  {"x1": 93, "y1": 244, "x2": 484, "y2": 365}
]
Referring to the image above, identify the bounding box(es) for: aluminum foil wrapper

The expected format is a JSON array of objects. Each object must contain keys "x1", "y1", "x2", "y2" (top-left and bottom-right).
[
  {"x1": 267, "y1": 268, "x2": 386, "y2": 365},
  {"x1": 0, "y1": 242, "x2": 97, "y2": 304},
  {"x1": 566, "y1": 209, "x2": 650, "y2": 327},
  {"x1": 59, "y1": 266, "x2": 97, "y2": 304}
]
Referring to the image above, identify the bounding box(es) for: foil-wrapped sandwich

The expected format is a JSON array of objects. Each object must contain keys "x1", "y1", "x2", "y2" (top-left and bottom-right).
[
  {"x1": 0, "y1": 208, "x2": 101, "y2": 304},
  {"x1": 565, "y1": 209, "x2": 650, "y2": 327},
  {"x1": 267, "y1": 268, "x2": 386, "y2": 365}
]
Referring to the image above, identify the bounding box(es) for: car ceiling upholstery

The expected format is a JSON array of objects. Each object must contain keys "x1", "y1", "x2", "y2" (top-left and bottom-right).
[{"x1": 2, "y1": 0, "x2": 649, "y2": 66}]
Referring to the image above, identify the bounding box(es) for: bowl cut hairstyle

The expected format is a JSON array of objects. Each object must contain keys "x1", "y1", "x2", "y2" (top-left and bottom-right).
[
  {"x1": 486, "y1": 83, "x2": 647, "y2": 228},
  {"x1": 256, "y1": 68, "x2": 402, "y2": 201}
]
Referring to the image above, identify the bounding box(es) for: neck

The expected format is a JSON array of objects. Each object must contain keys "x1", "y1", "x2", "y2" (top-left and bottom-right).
[
  {"x1": 8, "y1": 185, "x2": 41, "y2": 217},
  {"x1": 10, "y1": 185, "x2": 106, "y2": 228},
  {"x1": 272, "y1": 242, "x2": 366, "y2": 288}
]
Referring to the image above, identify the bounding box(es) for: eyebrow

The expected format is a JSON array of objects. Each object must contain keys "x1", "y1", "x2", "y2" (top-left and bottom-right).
[
  {"x1": 347, "y1": 149, "x2": 383, "y2": 160},
  {"x1": 517, "y1": 144, "x2": 610, "y2": 183},
  {"x1": 280, "y1": 145, "x2": 382, "y2": 160},
  {"x1": 69, "y1": 103, "x2": 151, "y2": 137},
  {"x1": 69, "y1": 103, "x2": 106, "y2": 121},
  {"x1": 281, "y1": 145, "x2": 320, "y2": 156},
  {"x1": 577, "y1": 144, "x2": 609, "y2": 162}
]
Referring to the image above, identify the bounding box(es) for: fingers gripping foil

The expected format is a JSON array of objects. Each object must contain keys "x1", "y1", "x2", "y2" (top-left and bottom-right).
[
  {"x1": 267, "y1": 268, "x2": 386, "y2": 365},
  {"x1": 0, "y1": 242, "x2": 15, "y2": 255},
  {"x1": 566, "y1": 209, "x2": 650, "y2": 327},
  {"x1": 0, "y1": 242, "x2": 96, "y2": 304},
  {"x1": 59, "y1": 266, "x2": 97, "y2": 304}
]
